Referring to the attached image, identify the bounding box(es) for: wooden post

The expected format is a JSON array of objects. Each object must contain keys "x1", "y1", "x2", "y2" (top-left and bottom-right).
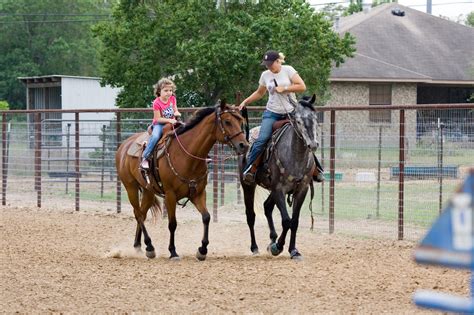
[
  {"x1": 321, "y1": 128, "x2": 325, "y2": 213},
  {"x1": 75, "y1": 113, "x2": 80, "y2": 211},
  {"x1": 235, "y1": 91, "x2": 242, "y2": 205},
  {"x1": 116, "y1": 113, "x2": 122, "y2": 213},
  {"x1": 2, "y1": 113, "x2": 7, "y2": 205},
  {"x1": 65, "y1": 123, "x2": 71, "y2": 194},
  {"x1": 220, "y1": 144, "x2": 225, "y2": 207},
  {"x1": 329, "y1": 110, "x2": 336, "y2": 234},
  {"x1": 213, "y1": 145, "x2": 218, "y2": 222},
  {"x1": 376, "y1": 125, "x2": 382, "y2": 218},
  {"x1": 398, "y1": 110, "x2": 405, "y2": 240},
  {"x1": 100, "y1": 124, "x2": 106, "y2": 198},
  {"x1": 34, "y1": 113, "x2": 42, "y2": 208}
]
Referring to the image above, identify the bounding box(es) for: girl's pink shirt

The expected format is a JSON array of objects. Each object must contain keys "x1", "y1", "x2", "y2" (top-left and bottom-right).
[{"x1": 152, "y1": 95, "x2": 176, "y2": 124}]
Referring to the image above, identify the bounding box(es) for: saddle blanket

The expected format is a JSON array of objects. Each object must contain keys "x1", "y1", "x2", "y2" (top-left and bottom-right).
[{"x1": 127, "y1": 132, "x2": 149, "y2": 157}]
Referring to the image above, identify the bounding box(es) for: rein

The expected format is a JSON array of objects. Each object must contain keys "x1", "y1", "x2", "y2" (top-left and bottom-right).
[
  {"x1": 170, "y1": 107, "x2": 243, "y2": 163},
  {"x1": 172, "y1": 124, "x2": 212, "y2": 162},
  {"x1": 163, "y1": 106, "x2": 244, "y2": 205}
]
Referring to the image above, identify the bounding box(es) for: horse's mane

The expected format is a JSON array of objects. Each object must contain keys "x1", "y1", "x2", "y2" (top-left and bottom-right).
[
  {"x1": 175, "y1": 106, "x2": 216, "y2": 136},
  {"x1": 299, "y1": 95, "x2": 315, "y2": 111}
]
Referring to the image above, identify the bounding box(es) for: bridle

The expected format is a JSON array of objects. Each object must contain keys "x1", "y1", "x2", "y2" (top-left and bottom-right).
[
  {"x1": 215, "y1": 106, "x2": 245, "y2": 152},
  {"x1": 163, "y1": 105, "x2": 245, "y2": 204},
  {"x1": 170, "y1": 106, "x2": 244, "y2": 162}
]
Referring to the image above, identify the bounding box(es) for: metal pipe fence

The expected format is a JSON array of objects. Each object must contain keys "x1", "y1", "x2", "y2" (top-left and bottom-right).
[{"x1": 1, "y1": 103, "x2": 473, "y2": 240}]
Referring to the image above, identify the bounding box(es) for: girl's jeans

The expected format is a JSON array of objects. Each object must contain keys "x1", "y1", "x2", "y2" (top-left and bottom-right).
[
  {"x1": 245, "y1": 110, "x2": 288, "y2": 170},
  {"x1": 142, "y1": 123, "x2": 164, "y2": 159}
]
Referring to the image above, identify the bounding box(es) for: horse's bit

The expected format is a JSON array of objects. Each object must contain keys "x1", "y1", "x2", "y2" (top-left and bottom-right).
[{"x1": 215, "y1": 107, "x2": 244, "y2": 151}]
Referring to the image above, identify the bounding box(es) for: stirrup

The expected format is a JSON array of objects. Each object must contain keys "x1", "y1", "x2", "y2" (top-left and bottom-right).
[
  {"x1": 243, "y1": 166, "x2": 256, "y2": 183},
  {"x1": 140, "y1": 159, "x2": 150, "y2": 170}
]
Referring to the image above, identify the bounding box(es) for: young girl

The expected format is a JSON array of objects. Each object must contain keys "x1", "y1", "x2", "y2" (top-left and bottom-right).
[{"x1": 140, "y1": 78, "x2": 181, "y2": 169}]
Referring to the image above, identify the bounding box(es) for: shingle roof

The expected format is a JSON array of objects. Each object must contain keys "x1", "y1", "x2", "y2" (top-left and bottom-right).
[{"x1": 330, "y1": 3, "x2": 474, "y2": 83}]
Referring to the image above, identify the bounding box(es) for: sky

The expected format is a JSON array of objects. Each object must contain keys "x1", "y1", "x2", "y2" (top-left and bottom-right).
[{"x1": 308, "y1": 0, "x2": 474, "y2": 22}]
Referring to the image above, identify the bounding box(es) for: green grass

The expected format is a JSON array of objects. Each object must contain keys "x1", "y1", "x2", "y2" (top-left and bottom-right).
[{"x1": 43, "y1": 178, "x2": 459, "y2": 231}]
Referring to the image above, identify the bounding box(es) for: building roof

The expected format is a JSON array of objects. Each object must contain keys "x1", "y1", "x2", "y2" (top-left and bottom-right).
[
  {"x1": 330, "y1": 3, "x2": 474, "y2": 84},
  {"x1": 18, "y1": 75, "x2": 101, "y2": 84}
]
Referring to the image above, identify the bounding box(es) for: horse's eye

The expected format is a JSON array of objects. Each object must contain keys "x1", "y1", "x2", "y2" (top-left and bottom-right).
[{"x1": 224, "y1": 120, "x2": 232, "y2": 126}]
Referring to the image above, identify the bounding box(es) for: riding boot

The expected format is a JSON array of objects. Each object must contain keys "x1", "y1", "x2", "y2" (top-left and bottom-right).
[
  {"x1": 243, "y1": 154, "x2": 263, "y2": 183},
  {"x1": 312, "y1": 154, "x2": 324, "y2": 182}
]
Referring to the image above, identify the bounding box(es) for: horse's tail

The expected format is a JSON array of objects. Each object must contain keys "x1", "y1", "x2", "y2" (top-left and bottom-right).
[{"x1": 149, "y1": 195, "x2": 162, "y2": 224}]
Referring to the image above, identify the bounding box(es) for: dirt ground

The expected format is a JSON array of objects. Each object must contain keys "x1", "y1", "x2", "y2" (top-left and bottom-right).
[{"x1": 1, "y1": 204, "x2": 470, "y2": 314}]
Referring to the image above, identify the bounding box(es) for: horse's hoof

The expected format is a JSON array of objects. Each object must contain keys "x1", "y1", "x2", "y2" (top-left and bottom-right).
[
  {"x1": 290, "y1": 249, "x2": 303, "y2": 261},
  {"x1": 252, "y1": 249, "x2": 259, "y2": 255},
  {"x1": 169, "y1": 255, "x2": 181, "y2": 261},
  {"x1": 146, "y1": 250, "x2": 156, "y2": 259},
  {"x1": 268, "y1": 243, "x2": 282, "y2": 256},
  {"x1": 134, "y1": 246, "x2": 142, "y2": 253},
  {"x1": 196, "y1": 250, "x2": 207, "y2": 261}
]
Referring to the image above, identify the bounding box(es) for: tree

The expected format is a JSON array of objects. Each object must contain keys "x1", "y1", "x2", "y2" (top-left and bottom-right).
[
  {"x1": 344, "y1": 0, "x2": 362, "y2": 16},
  {"x1": 0, "y1": 0, "x2": 115, "y2": 109},
  {"x1": 94, "y1": 0, "x2": 355, "y2": 108},
  {"x1": 0, "y1": 100, "x2": 9, "y2": 110},
  {"x1": 466, "y1": 11, "x2": 474, "y2": 27}
]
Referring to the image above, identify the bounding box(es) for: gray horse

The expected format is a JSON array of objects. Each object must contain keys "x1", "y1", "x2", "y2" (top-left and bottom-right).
[{"x1": 239, "y1": 94, "x2": 319, "y2": 260}]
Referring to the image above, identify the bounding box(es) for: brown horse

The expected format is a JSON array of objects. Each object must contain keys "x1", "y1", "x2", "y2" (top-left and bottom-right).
[{"x1": 116, "y1": 100, "x2": 248, "y2": 260}]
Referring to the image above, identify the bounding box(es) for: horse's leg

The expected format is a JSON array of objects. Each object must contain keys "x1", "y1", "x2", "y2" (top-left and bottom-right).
[
  {"x1": 139, "y1": 189, "x2": 157, "y2": 258},
  {"x1": 164, "y1": 193, "x2": 179, "y2": 260},
  {"x1": 263, "y1": 193, "x2": 278, "y2": 244},
  {"x1": 123, "y1": 183, "x2": 143, "y2": 251},
  {"x1": 242, "y1": 183, "x2": 258, "y2": 254},
  {"x1": 192, "y1": 192, "x2": 211, "y2": 261},
  {"x1": 288, "y1": 187, "x2": 309, "y2": 260},
  {"x1": 269, "y1": 190, "x2": 290, "y2": 256}
]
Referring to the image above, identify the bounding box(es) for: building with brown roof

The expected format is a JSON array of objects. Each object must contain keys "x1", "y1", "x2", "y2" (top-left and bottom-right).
[{"x1": 326, "y1": 3, "x2": 473, "y2": 148}]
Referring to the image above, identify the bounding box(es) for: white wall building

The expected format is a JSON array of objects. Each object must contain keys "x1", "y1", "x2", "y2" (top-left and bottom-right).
[{"x1": 19, "y1": 75, "x2": 121, "y2": 149}]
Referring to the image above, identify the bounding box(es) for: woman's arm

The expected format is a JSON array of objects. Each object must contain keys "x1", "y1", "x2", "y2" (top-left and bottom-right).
[
  {"x1": 275, "y1": 73, "x2": 306, "y2": 94},
  {"x1": 238, "y1": 84, "x2": 267, "y2": 110}
]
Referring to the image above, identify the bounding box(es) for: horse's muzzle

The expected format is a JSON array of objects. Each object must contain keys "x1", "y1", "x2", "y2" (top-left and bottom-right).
[
  {"x1": 234, "y1": 141, "x2": 249, "y2": 155},
  {"x1": 308, "y1": 141, "x2": 319, "y2": 152}
]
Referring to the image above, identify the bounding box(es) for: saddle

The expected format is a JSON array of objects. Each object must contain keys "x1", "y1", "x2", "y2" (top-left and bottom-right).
[
  {"x1": 247, "y1": 119, "x2": 290, "y2": 169},
  {"x1": 127, "y1": 125, "x2": 175, "y2": 195},
  {"x1": 126, "y1": 124, "x2": 175, "y2": 158}
]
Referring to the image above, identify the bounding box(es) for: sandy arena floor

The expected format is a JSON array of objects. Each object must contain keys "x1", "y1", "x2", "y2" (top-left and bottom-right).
[{"x1": 0, "y1": 204, "x2": 470, "y2": 314}]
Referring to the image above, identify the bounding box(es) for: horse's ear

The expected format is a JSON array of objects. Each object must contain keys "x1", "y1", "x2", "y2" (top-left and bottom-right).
[
  {"x1": 220, "y1": 99, "x2": 226, "y2": 111},
  {"x1": 310, "y1": 94, "x2": 316, "y2": 105}
]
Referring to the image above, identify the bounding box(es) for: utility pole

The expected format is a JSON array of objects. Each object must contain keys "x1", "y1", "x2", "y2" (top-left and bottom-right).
[{"x1": 427, "y1": 0, "x2": 432, "y2": 14}]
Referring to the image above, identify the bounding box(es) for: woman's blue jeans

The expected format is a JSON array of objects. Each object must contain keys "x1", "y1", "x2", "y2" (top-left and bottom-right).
[
  {"x1": 142, "y1": 123, "x2": 164, "y2": 159},
  {"x1": 245, "y1": 110, "x2": 288, "y2": 170}
]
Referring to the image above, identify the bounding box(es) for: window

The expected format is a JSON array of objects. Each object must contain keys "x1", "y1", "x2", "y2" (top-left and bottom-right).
[{"x1": 369, "y1": 84, "x2": 392, "y2": 123}]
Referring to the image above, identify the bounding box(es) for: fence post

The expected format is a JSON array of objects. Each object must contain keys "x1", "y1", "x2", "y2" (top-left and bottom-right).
[
  {"x1": 116, "y1": 113, "x2": 121, "y2": 213},
  {"x1": 213, "y1": 145, "x2": 218, "y2": 222},
  {"x1": 75, "y1": 113, "x2": 80, "y2": 211},
  {"x1": 65, "y1": 123, "x2": 71, "y2": 194},
  {"x1": 321, "y1": 128, "x2": 325, "y2": 213},
  {"x1": 437, "y1": 118, "x2": 444, "y2": 214},
  {"x1": 220, "y1": 144, "x2": 225, "y2": 207},
  {"x1": 398, "y1": 109, "x2": 405, "y2": 240},
  {"x1": 235, "y1": 91, "x2": 242, "y2": 205},
  {"x1": 2, "y1": 113, "x2": 7, "y2": 206},
  {"x1": 100, "y1": 124, "x2": 106, "y2": 198},
  {"x1": 376, "y1": 125, "x2": 383, "y2": 218},
  {"x1": 329, "y1": 110, "x2": 336, "y2": 234},
  {"x1": 34, "y1": 112, "x2": 42, "y2": 208}
]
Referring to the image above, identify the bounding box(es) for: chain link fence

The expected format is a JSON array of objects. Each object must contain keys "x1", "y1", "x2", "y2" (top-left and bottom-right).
[{"x1": 1, "y1": 104, "x2": 472, "y2": 240}]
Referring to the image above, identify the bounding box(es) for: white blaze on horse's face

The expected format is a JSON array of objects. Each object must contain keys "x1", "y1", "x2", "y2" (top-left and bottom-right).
[{"x1": 294, "y1": 102, "x2": 319, "y2": 152}]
